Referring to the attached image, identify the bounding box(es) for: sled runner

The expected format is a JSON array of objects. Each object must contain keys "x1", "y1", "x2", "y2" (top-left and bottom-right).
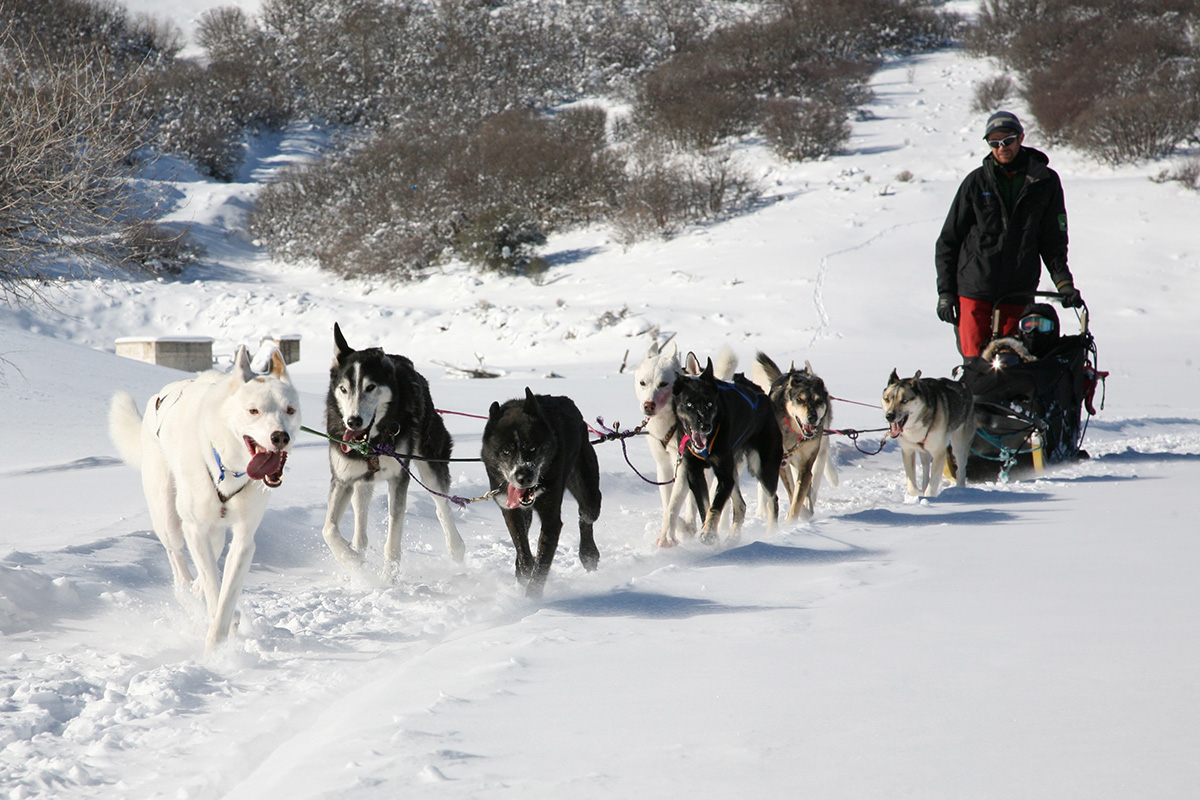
[{"x1": 959, "y1": 292, "x2": 1106, "y2": 482}]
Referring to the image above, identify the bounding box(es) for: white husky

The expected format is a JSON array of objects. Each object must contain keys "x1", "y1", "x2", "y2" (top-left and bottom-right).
[
  {"x1": 633, "y1": 340, "x2": 739, "y2": 547},
  {"x1": 109, "y1": 346, "x2": 301, "y2": 653}
]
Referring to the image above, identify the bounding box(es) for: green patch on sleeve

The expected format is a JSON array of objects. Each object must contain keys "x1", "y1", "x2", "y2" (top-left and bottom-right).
[{"x1": 1058, "y1": 213, "x2": 1067, "y2": 232}]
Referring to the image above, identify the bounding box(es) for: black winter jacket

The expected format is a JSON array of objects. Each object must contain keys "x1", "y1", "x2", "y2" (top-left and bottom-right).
[{"x1": 935, "y1": 146, "x2": 1072, "y2": 303}]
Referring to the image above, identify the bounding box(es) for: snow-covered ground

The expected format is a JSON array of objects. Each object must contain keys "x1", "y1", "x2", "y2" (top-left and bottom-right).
[{"x1": 3, "y1": 7, "x2": 1199, "y2": 798}]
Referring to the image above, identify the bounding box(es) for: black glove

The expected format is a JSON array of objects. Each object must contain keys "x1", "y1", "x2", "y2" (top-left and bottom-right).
[
  {"x1": 1057, "y1": 283, "x2": 1084, "y2": 308},
  {"x1": 937, "y1": 294, "x2": 959, "y2": 324}
]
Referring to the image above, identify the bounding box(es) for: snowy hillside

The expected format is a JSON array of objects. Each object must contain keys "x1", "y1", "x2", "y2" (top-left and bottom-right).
[{"x1": 2, "y1": 17, "x2": 1200, "y2": 800}]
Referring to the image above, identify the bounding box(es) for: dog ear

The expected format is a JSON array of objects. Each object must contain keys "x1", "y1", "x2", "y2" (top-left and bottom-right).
[
  {"x1": 523, "y1": 387, "x2": 540, "y2": 414},
  {"x1": 684, "y1": 351, "x2": 701, "y2": 375},
  {"x1": 803, "y1": 360, "x2": 813, "y2": 376},
  {"x1": 913, "y1": 370, "x2": 922, "y2": 381},
  {"x1": 333, "y1": 323, "x2": 351, "y2": 364},
  {"x1": 489, "y1": 401, "x2": 502, "y2": 421},
  {"x1": 888, "y1": 368, "x2": 900, "y2": 385},
  {"x1": 267, "y1": 348, "x2": 290, "y2": 382},
  {"x1": 232, "y1": 345, "x2": 255, "y2": 384},
  {"x1": 663, "y1": 341, "x2": 677, "y2": 360},
  {"x1": 702, "y1": 357, "x2": 714, "y2": 379}
]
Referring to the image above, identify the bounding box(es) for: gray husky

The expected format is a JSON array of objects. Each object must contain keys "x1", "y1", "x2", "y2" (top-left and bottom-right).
[
  {"x1": 751, "y1": 353, "x2": 838, "y2": 520},
  {"x1": 881, "y1": 369, "x2": 976, "y2": 498},
  {"x1": 481, "y1": 388, "x2": 602, "y2": 598},
  {"x1": 322, "y1": 323, "x2": 464, "y2": 575}
]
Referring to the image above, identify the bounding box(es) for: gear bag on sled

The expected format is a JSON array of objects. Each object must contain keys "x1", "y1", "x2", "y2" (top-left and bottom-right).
[{"x1": 958, "y1": 292, "x2": 1106, "y2": 482}]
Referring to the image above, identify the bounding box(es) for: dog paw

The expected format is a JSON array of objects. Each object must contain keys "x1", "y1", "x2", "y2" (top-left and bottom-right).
[{"x1": 655, "y1": 534, "x2": 678, "y2": 548}]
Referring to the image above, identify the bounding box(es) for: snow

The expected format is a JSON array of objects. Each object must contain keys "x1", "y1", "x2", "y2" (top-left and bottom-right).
[{"x1": 3, "y1": 7, "x2": 1200, "y2": 798}]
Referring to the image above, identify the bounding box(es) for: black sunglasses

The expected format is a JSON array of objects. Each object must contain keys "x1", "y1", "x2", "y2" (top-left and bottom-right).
[{"x1": 987, "y1": 134, "x2": 1020, "y2": 149}]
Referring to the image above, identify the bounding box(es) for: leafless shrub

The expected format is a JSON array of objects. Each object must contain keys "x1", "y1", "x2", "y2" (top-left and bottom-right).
[
  {"x1": 634, "y1": 51, "x2": 760, "y2": 150},
  {"x1": 0, "y1": 30, "x2": 167, "y2": 308},
  {"x1": 761, "y1": 97, "x2": 852, "y2": 161},
  {"x1": 613, "y1": 145, "x2": 759, "y2": 244},
  {"x1": 612, "y1": 159, "x2": 693, "y2": 243},
  {"x1": 121, "y1": 221, "x2": 200, "y2": 275},
  {"x1": 972, "y1": 0, "x2": 1200, "y2": 163},
  {"x1": 1073, "y1": 90, "x2": 1200, "y2": 164},
  {"x1": 252, "y1": 107, "x2": 625, "y2": 276},
  {"x1": 1151, "y1": 157, "x2": 1200, "y2": 191},
  {"x1": 972, "y1": 74, "x2": 1014, "y2": 113}
]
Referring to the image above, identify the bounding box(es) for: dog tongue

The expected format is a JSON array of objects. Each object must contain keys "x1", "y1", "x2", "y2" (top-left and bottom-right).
[
  {"x1": 505, "y1": 485, "x2": 526, "y2": 509},
  {"x1": 247, "y1": 451, "x2": 285, "y2": 480},
  {"x1": 889, "y1": 421, "x2": 903, "y2": 438}
]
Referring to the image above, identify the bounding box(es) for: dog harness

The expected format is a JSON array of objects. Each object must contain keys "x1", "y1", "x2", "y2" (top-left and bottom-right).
[
  {"x1": 679, "y1": 379, "x2": 767, "y2": 460},
  {"x1": 210, "y1": 446, "x2": 251, "y2": 517}
]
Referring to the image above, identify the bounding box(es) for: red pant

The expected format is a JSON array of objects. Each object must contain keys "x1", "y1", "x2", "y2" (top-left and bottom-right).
[{"x1": 957, "y1": 296, "x2": 1026, "y2": 358}]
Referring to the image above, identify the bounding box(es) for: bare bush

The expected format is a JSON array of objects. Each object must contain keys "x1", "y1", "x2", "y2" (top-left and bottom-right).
[
  {"x1": 612, "y1": 161, "x2": 694, "y2": 243},
  {"x1": 972, "y1": 0, "x2": 1200, "y2": 162},
  {"x1": 612, "y1": 145, "x2": 760, "y2": 244},
  {"x1": 251, "y1": 107, "x2": 625, "y2": 276},
  {"x1": 761, "y1": 97, "x2": 852, "y2": 161},
  {"x1": 1075, "y1": 91, "x2": 1200, "y2": 164},
  {"x1": 121, "y1": 221, "x2": 200, "y2": 275},
  {"x1": 972, "y1": 74, "x2": 1014, "y2": 113},
  {"x1": 0, "y1": 31, "x2": 167, "y2": 308},
  {"x1": 632, "y1": 51, "x2": 761, "y2": 150},
  {"x1": 1151, "y1": 157, "x2": 1200, "y2": 191}
]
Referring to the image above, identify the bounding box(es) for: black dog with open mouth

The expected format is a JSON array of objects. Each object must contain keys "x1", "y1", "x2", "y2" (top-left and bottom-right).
[
  {"x1": 671, "y1": 359, "x2": 782, "y2": 544},
  {"x1": 481, "y1": 388, "x2": 602, "y2": 597}
]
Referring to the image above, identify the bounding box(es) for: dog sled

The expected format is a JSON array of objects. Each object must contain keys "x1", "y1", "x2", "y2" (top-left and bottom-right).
[{"x1": 959, "y1": 292, "x2": 1106, "y2": 482}]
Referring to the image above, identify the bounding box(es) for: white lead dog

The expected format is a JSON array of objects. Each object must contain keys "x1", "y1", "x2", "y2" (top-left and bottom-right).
[{"x1": 109, "y1": 346, "x2": 301, "y2": 653}]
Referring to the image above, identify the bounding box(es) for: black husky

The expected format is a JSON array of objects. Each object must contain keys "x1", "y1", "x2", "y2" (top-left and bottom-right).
[
  {"x1": 322, "y1": 323, "x2": 465, "y2": 574},
  {"x1": 669, "y1": 359, "x2": 782, "y2": 544},
  {"x1": 480, "y1": 388, "x2": 601, "y2": 598}
]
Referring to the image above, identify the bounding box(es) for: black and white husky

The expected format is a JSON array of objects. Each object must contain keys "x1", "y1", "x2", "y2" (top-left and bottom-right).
[
  {"x1": 881, "y1": 369, "x2": 976, "y2": 498},
  {"x1": 481, "y1": 388, "x2": 602, "y2": 598},
  {"x1": 751, "y1": 352, "x2": 838, "y2": 520},
  {"x1": 322, "y1": 323, "x2": 465, "y2": 574},
  {"x1": 665, "y1": 359, "x2": 782, "y2": 545}
]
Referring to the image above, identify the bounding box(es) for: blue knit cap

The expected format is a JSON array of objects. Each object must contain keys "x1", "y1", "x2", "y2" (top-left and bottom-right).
[{"x1": 984, "y1": 111, "x2": 1023, "y2": 139}]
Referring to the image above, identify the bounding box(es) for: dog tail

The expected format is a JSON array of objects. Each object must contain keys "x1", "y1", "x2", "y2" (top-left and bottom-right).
[
  {"x1": 714, "y1": 344, "x2": 738, "y2": 383},
  {"x1": 750, "y1": 351, "x2": 781, "y2": 393},
  {"x1": 109, "y1": 390, "x2": 144, "y2": 469}
]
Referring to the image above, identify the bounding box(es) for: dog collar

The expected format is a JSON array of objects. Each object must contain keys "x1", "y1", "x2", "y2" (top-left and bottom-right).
[
  {"x1": 210, "y1": 445, "x2": 251, "y2": 518},
  {"x1": 211, "y1": 446, "x2": 246, "y2": 481},
  {"x1": 785, "y1": 417, "x2": 817, "y2": 441},
  {"x1": 680, "y1": 425, "x2": 718, "y2": 460}
]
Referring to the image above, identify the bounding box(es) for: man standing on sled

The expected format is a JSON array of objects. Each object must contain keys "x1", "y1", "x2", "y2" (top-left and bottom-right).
[{"x1": 934, "y1": 110, "x2": 1084, "y2": 359}]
